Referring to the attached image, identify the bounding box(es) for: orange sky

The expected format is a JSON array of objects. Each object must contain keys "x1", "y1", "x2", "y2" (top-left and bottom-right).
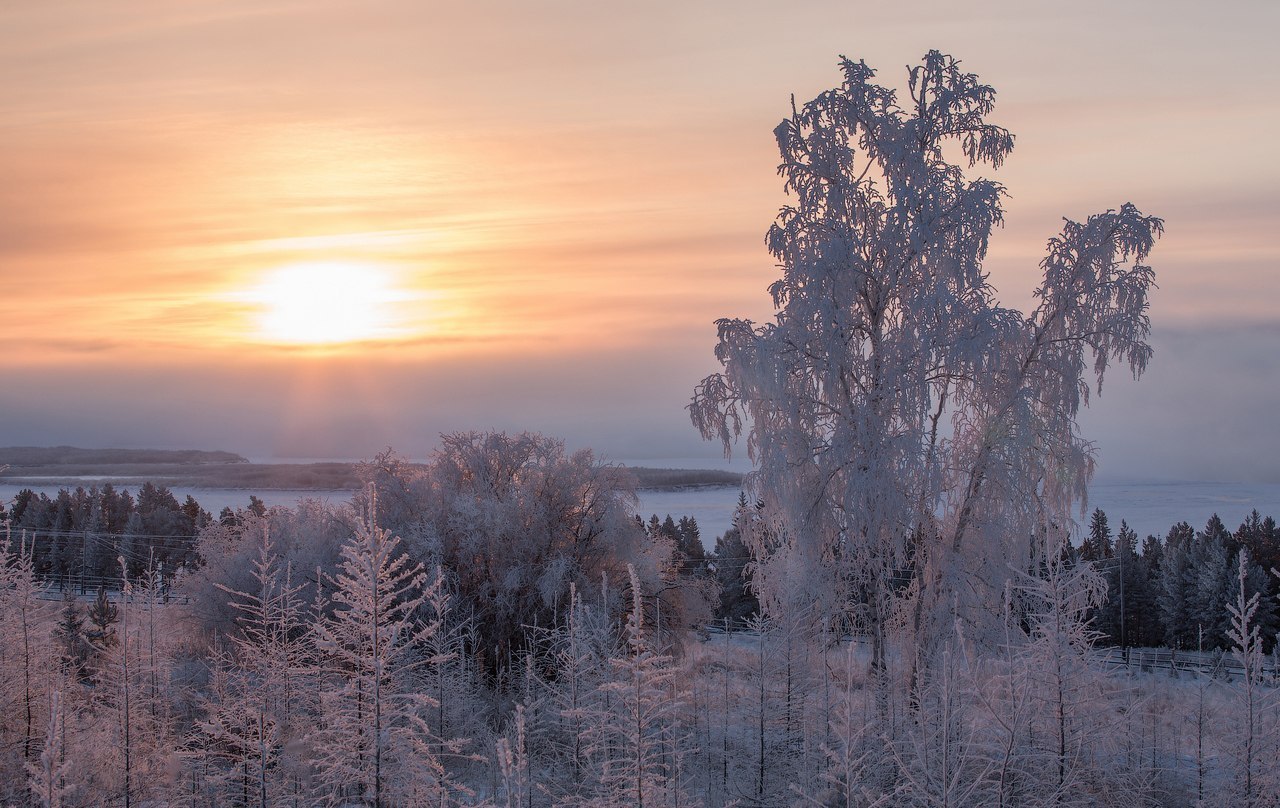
[{"x1": 2, "y1": 1, "x2": 1278, "y2": 478}]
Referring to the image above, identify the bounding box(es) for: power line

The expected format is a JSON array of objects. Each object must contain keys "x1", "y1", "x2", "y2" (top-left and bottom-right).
[{"x1": 4, "y1": 525, "x2": 206, "y2": 543}]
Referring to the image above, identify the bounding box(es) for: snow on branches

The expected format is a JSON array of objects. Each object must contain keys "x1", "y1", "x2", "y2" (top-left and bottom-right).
[{"x1": 690, "y1": 51, "x2": 1162, "y2": 672}]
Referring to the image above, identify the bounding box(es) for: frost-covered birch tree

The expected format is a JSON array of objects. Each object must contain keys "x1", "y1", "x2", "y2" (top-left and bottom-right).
[{"x1": 690, "y1": 51, "x2": 1161, "y2": 672}]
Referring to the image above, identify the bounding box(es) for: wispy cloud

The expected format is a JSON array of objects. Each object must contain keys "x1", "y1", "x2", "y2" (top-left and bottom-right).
[{"x1": 3, "y1": 0, "x2": 1277, "y2": 475}]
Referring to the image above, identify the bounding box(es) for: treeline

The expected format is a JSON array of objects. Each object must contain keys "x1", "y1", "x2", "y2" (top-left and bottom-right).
[
  {"x1": 1078, "y1": 507, "x2": 1280, "y2": 652},
  {"x1": 1, "y1": 483, "x2": 216, "y2": 582},
  {"x1": 0, "y1": 446, "x2": 249, "y2": 466},
  {"x1": 625, "y1": 467, "x2": 744, "y2": 489},
  {"x1": 9, "y1": 479, "x2": 1276, "y2": 658}
]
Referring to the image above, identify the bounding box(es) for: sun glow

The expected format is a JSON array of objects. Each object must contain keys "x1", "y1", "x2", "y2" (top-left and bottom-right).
[{"x1": 247, "y1": 261, "x2": 410, "y2": 346}]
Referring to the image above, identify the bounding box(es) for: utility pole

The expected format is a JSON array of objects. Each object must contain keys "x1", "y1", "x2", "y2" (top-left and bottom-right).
[{"x1": 1119, "y1": 543, "x2": 1126, "y2": 665}]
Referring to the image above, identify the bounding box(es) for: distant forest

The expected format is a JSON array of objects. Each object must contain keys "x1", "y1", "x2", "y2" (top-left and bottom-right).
[
  {"x1": 0, "y1": 446, "x2": 250, "y2": 466},
  {"x1": 0, "y1": 446, "x2": 742, "y2": 491},
  {"x1": 3, "y1": 477, "x2": 1277, "y2": 654}
]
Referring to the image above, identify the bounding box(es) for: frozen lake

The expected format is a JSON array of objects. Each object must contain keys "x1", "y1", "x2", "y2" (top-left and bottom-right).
[
  {"x1": 3, "y1": 478, "x2": 1279, "y2": 554},
  {"x1": 1083, "y1": 478, "x2": 1280, "y2": 541},
  {"x1": 634, "y1": 486, "x2": 741, "y2": 549}
]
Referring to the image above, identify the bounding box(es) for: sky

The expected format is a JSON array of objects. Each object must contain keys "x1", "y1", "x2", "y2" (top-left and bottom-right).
[{"x1": 1, "y1": 0, "x2": 1278, "y2": 481}]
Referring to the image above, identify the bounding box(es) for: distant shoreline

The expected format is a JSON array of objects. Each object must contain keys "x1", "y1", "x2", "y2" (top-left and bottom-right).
[{"x1": 0, "y1": 446, "x2": 743, "y2": 492}]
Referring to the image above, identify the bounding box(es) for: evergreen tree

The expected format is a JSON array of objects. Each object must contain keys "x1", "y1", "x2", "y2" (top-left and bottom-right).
[
  {"x1": 1236, "y1": 509, "x2": 1280, "y2": 582},
  {"x1": 24, "y1": 688, "x2": 76, "y2": 808},
  {"x1": 1012, "y1": 538, "x2": 1122, "y2": 802},
  {"x1": 1130, "y1": 533, "x2": 1165, "y2": 647},
  {"x1": 309, "y1": 496, "x2": 459, "y2": 806},
  {"x1": 712, "y1": 495, "x2": 759, "y2": 626},
  {"x1": 1096, "y1": 520, "x2": 1141, "y2": 648},
  {"x1": 95, "y1": 558, "x2": 177, "y2": 807},
  {"x1": 53, "y1": 593, "x2": 92, "y2": 680},
  {"x1": 1233, "y1": 548, "x2": 1279, "y2": 654},
  {"x1": 573, "y1": 565, "x2": 693, "y2": 807},
  {"x1": 189, "y1": 527, "x2": 311, "y2": 806},
  {"x1": 49, "y1": 490, "x2": 75, "y2": 581},
  {"x1": 1157, "y1": 522, "x2": 1195, "y2": 649},
  {"x1": 647, "y1": 515, "x2": 662, "y2": 538},
  {"x1": 1080, "y1": 508, "x2": 1113, "y2": 563},
  {"x1": 0, "y1": 534, "x2": 56, "y2": 797},
  {"x1": 543, "y1": 583, "x2": 618, "y2": 800},
  {"x1": 660, "y1": 515, "x2": 679, "y2": 541},
  {"x1": 1224, "y1": 549, "x2": 1278, "y2": 806},
  {"x1": 1188, "y1": 519, "x2": 1232, "y2": 649},
  {"x1": 86, "y1": 585, "x2": 119, "y2": 654},
  {"x1": 675, "y1": 516, "x2": 706, "y2": 575}
]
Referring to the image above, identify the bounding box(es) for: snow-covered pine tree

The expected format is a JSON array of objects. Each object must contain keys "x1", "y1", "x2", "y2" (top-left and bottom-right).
[
  {"x1": 24, "y1": 688, "x2": 76, "y2": 808},
  {"x1": 0, "y1": 533, "x2": 56, "y2": 803},
  {"x1": 134, "y1": 556, "x2": 177, "y2": 775},
  {"x1": 184, "y1": 652, "x2": 279, "y2": 806},
  {"x1": 891, "y1": 630, "x2": 989, "y2": 807},
  {"x1": 495, "y1": 703, "x2": 532, "y2": 808},
  {"x1": 543, "y1": 582, "x2": 616, "y2": 799},
  {"x1": 1010, "y1": 537, "x2": 1152, "y2": 806},
  {"x1": 800, "y1": 636, "x2": 889, "y2": 808},
  {"x1": 309, "y1": 492, "x2": 460, "y2": 806},
  {"x1": 973, "y1": 585, "x2": 1036, "y2": 808},
  {"x1": 1224, "y1": 549, "x2": 1278, "y2": 807},
  {"x1": 1188, "y1": 524, "x2": 1233, "y2": 650},
  {"x1": 571, "y1": 565, "x2": 695, "y2": 808},
  {"x1": 189, "y1": 525, "x2": 311, "y2": 806},
  {"x1": 1157, "y1": 522, "x2": 1195, "y2": 649},
  {"x1": 92, "y1": 557, "x2": 176, "y2": 807}
]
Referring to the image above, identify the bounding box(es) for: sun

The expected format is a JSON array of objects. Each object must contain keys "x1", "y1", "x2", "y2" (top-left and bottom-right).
[{"x1": 247, "y1": 261, "x2": 408, "y2": 345}]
